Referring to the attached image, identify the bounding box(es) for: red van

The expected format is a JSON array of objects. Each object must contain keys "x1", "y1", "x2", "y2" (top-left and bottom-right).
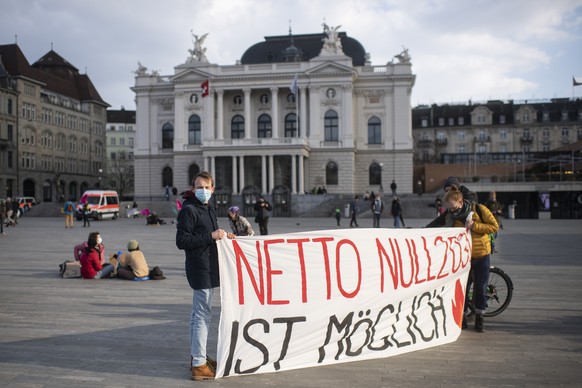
[{"x1": 76, "y1": 190, "x2": 120, "y2": 220}]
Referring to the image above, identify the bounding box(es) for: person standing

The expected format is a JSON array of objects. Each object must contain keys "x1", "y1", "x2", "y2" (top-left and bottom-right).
[
  {"x1": 254, "y1": 196, "x2": 272, "y2": 235},
  {"x1": 443, "y1": 186, "x2": 498, "y2": 332},
  {"x1": 349, "y1": 195, "x2": 359, "y2": 227},
  {"x1": 334, "y1": 207, "x2": 341, "y2": 226},
  {"x1": 390, "y1": 196, "x2": 403, "y2": 228},
  {"x1": 416, "y1": 179, "x2": 423, "y2": 197},
  {"x1": 165, "y1": 185, "x2": 170, "y2": 201},
  {"x1": 227, "y1": 206, "x2": 254, "y2": 236},
  {"x1": 485, "y1": 191, "x2": 503, "y2": 253},
  {"x1": 82, "y1": 202, "x2": 91, "y2": 227},
  {"x1": 176, "y1": 171, "x2": 230, "y2": 381},
  {"x1": 390, "y1": 180, "x2": 397, "y2": 197},
  {"x1": 0, "y1": 200, "x2": 6, "y2": 235},
  {"x1": 63, "y1": 199, "x2": 75, "y2": 228},
  {"x1": 10, "y1": 198, "x2": 19, "y2": 226},
  {"x1": 372, "y1": 194, "x2": 383, "y2": 228}
]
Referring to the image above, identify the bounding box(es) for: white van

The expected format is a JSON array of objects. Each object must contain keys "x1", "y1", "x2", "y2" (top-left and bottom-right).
[{"x1": 76, "y1": 190, "x2": 120, "y2": 220}]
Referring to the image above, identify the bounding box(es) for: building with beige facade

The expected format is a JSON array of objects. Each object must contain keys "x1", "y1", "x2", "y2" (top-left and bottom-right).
[
  {"x1": 106, "y1": 109, "x2": 136, "y2": 199},
  {"x1": 132, "y1": 27, "x2": 416, "y2": 214},
  {"x1": 0, "y1": 44, "x2": 109, "y2": 202}
]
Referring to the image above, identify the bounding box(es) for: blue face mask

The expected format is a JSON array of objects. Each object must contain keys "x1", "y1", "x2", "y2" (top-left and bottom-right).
[{"x1": 195, "y1": 188, "x2": 212, "y2": 203}]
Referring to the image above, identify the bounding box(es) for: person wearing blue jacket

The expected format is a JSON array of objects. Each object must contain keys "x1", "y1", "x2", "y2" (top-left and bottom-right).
[{"x1": 176, "y1": 171, "x2": 231, "y2": 381}]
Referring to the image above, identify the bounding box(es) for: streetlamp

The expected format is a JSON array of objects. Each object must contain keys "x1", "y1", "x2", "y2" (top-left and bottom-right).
[{"x1": 98, "y1": 168, "x2": 102, "y2": 188}]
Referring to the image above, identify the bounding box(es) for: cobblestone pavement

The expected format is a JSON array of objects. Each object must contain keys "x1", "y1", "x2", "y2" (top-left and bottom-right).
[{"x1": 1, "y1": 216, "x2": 581, "y2": 387}]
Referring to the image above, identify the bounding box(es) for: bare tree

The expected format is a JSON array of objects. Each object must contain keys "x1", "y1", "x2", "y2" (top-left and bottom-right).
[{"x1": 107, "y1": 153, "x2": 134, "y2": 198}]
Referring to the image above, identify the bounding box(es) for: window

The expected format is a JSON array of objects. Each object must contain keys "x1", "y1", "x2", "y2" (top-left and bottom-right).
[
  {"x1": 233, "y1": 95, "x2": 243, "y2": 106},
  {"x1": 448, "y1": 118, "x2": 454, "y2": 126},
  {"x1": 523, "y1": 128, "x2": 531, "y2": 139},
  {"x1": 257, "y1": 114, "x2": 272, "y2": 138},
  {"x1": 324, "y1": 110, "x2": 338, "y2": 141},
  {"x1": 438, "y1": 118, "x2": 444, "y2": 126},
  {"x1": 367, "y1": 116, "x2": 381, "y2": 144},
  {"x1": 287, "y1": 93, "x2": 296, "y2": 103},
  {"x1": 111, "y1": 137, "x2": 116, "y2": 146},
  {"x1": 500, "y1": 129, "x2": 507, "y2": 140},
  {"x1": 326, "y1": 88, "x2": 336, "y2": 99},
  {"x1": 478, "y1": 130, "x2": 487, "y2": 142},
  {"x1": 129, "y1": 137, "x2": 134, "y2": 146},
  {"x1": 162, "y1": 122, "x2": 174, "y2": 149},
  {"x1": 543, "y1": 112, "x2": 549, "y2": 122},
  {"x1": 285, "y1": 113, "x2": 298, "y2": 137},
  {"x1": 119, "y1": 138, "x2": 125, "y2": 146},
  {"x1": 421, "y1": 118, "x2": 428, "y2": 128},
  {"x1": 543, "y1": 128, "x2": 550, "y2": 139},
  {"x1": 259, "y1": 94, "x2": 269, "y2": 105},
  {"x1": 231, "y1": 115, "x2": 244, "y2": 138},
  {"x1": 162, "y1": 166, "x2": 173, "y2": 187},
  {"x1": 7, "y1": 151, "x2": 13, "y2": 168},
  {"x1": 188, "y1": 114, "x2": 201, "y2": 144},
  {"x1": 326, "y1": 161, "x2": 338, "y2": 185},
  {"x1": 458, "y1": 144, "x2": 465, "y2": 153},
  {"x1": 190, "y1": 94, "x2": 199, "y2": 104},
  {"x1": 369, "y1": 163, "x2": 382, "y2": 185},
  {"x1": 458, "y1": 131, "x2": 465, "y2": 141},
  {"x1": 7, "y1": 124, "x2": 13, "y2": 141},
  {"x1": 458, "y1": 117, "x2": 464, "y2": 125},
  {"x1": 562, "y1": 112, "x2": 568, "y2": 121},
  {"x1": 499, "y1": 115, "x2": 505, "y2": 124},
  {"x1": 562, "y1": 127, "x2": 569, "y2": 137},
  {"x1": 111, "y1": 152, "x2": 116, "y2": 160}
]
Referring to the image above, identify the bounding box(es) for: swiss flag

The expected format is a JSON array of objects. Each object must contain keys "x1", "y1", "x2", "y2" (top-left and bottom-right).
[{"x1": 201, "y1": 79, "x2": 209, "y2": 97}]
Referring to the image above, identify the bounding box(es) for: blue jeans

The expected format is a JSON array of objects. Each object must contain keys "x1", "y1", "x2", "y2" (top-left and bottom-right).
[
  {"x1": 393, "y1": 216, "x2": 401, "y2": 228},
  {"x1": 190, "y1": 288, "x2": 215, "y2": 367},
  {"x1": 467, "y1": 255, "x2": 490, "y2": 314},
  {"x1": 373, "y1": 213, "x2": 381, "y2": 228}
]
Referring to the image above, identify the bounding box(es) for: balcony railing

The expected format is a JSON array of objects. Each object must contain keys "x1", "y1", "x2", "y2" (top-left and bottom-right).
[
  {"x1": 474, "y1": 136, "x2": 491, "y2": 143},
  {"x1": 435, "y1": 138, "x2": 448, "y2": 146},
  {"x1": 417, "y1": 139, "x2": 433, "y2": 147},
  {"x1": 520, "y1": 137, "x2": 533, "y2": 145}
]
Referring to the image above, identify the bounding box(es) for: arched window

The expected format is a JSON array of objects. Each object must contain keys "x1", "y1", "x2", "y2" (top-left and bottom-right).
[
  {"x1": 188, "y1": 163, "x2": 200, "y2": 185},
  {"x1": 257, "y1": 114, "x2": 272, "y2": 138},
  {"x1": 368, "y1": 116, "x2": 381, "y2": 144},
  {"x1": 326, "y1": 161, "x2": 338, "y2": 186},
  {"x1": 188, "y1": 115, "x2": 201, "y2": 145},
  {"x1": 162, "y1": 166, "x2": 173, "y2": 187},
  {"x1": 162, "y1": 122, "x2": 174, "y2": 149},
  {"x1": 285, "y1": 113, "x2": 298, "y2": 137},
  {"x1": 324, "y1": 110, "x2": 339, "y2": 141},
  {"x1": 369, "y1": 163, "x2": 382, "y2": 185},
  {"x1": 231, "y1": 115, "x2": 244, "y2": 139}
]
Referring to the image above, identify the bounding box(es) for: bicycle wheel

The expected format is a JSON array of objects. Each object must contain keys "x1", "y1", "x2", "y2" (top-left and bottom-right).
[{"x1": 484, "y1": 266, "x2": 513, "y2": 317}]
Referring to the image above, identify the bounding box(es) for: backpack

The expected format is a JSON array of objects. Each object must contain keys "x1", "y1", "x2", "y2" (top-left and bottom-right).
[
  {"x1": 67, "y1": 203, "x2": 73, "y2": 212},
  {"x1": 59, "y1": 260, "x2": 81, "y2": 279}
]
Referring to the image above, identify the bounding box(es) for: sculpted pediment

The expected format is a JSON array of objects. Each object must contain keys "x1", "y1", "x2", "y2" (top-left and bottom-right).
[
  {"x1": 306, "y1": 61, "x2": 354, "y2": 76},
  {"x1": 171, "y1": 67, "x2": 212, "y2": 83}
]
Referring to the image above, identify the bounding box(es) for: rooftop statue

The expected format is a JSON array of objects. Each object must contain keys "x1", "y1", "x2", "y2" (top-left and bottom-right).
[
  {"x1": 134, "y1": 61, "x2": 148, "y2": 76},
  {"x1": 188, "y1": 31, "x2": 209, "y2": 63},
  {"x1": 394, "y1": 46, "x2": 411, "y2": 64},
  {"x1": 321, "y1": 23, "x2": 343, "y2": 55}
]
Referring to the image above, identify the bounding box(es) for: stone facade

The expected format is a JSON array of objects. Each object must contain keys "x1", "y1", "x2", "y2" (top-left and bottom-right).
[
  {"x1": 132, "y1": 29, "x2": 415, "y2": 207},
  {"x1": 0, "y1": 44, "x2": 108, "y2": 202}
]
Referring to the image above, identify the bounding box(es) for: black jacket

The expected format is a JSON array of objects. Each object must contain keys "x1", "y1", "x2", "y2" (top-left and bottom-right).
[{"x1": 176, "y1": 192, "x2": 220, "y2": 290}]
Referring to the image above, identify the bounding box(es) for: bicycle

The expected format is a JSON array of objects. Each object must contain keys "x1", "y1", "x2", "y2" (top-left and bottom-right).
[{"x1": 467, "y1": 266, "x2": 514, "y2": 317}]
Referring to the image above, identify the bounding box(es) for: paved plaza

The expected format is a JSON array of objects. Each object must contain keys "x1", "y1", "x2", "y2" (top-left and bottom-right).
[{"x1": 1, "y1": 215, "x2": 581, "y2": 387}]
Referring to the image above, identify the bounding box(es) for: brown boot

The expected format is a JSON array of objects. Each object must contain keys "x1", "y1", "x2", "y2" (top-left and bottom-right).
[
  {"x1": 192, "y1": 363, "x2": 215, "y2": 381},
  {"x1": 206, "y1": 356, "x2": 217, "y2": 371}
]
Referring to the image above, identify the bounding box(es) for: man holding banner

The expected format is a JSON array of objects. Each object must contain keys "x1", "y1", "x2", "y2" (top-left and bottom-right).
[{"x1": 176, "y1": 171, "x2": 231, "y2": 381}]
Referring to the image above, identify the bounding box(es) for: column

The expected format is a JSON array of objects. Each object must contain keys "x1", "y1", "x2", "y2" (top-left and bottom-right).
[
  {"x1": 291, "y1": 155, "x2": 297, "y2": 194},
  {"x1": 206, "y1": 90, "x2": 216, "y2": 141},
  {"x1": 268, "y1": 155, "x2": 275, "y2": 193},
  {"x1": 232, "y1": 156, "x2": 238, "y2": 193},
  {"x1": 270, "y1": 87, "x2": 279, "y2": 139},
  {"x1": 300, "y1": 86, "x2": 307, "y2": 138},
  {"x1": 261, "y1": 155, "x2": 267, "y2": 194},
  {"x1": 239, "y1": 156, "x2": 245, "y2": 191},
  {"x1": 204, "y1": 156, "x2": 209, "y2": 172},
  {"x1": 341, "y1": 84, "x2": 353, "y2": 145},
  {"x1": 244, "y1": 88, "x2": 251, "y2": 139},
  {"x1": 217, "y1": 90, "x2": 224, "y2": 140},
  {"x1": 298, "y1": 155, "x2": 305, "y2": 194},
  {"x1": 210, "y1": 156, "x2": 216, "y2": 177},
  {"x1": 173, "y1": 93, "x2": 185, "y2": 150}
]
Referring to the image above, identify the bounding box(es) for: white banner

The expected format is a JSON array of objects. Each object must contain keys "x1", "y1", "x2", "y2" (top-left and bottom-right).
[{"x1": 216, "y1": 227, "x2": 471, "y2": 378}]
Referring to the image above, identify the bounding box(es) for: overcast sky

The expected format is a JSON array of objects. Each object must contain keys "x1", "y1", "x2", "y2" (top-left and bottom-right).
[{"x1": 2, "y1": 0, "x2": 582, "y2": 110}]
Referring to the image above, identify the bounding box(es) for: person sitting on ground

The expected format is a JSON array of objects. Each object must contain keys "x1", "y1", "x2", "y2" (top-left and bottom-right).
[
  {"x1": 79, "y1": 232, "x2": 114, "y2": 279},
  {"x1": 113, "y1": 240, "x2": 150, "y2": 280},
  {"x1": 146, "y1": 211, "x2": 166, "y2": 225},
  {"x1": 227, "y1": 206, "x2": 254, "y2": 236},
  {"x1": 74, "y1": 235, "x2": 106, "y2": 264}
]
